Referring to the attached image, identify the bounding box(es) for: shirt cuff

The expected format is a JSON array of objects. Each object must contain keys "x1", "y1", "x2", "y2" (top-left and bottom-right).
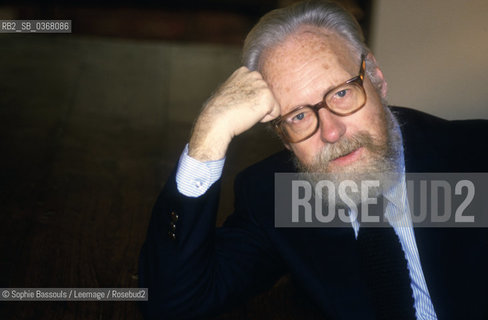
[{"x1": 175, "y1": 144, "x2": 225, "y2": 197}]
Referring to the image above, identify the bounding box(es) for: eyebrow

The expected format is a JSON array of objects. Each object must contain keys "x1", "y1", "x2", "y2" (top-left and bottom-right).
[{"x1": 287, "y1": 83, "x2": 336, "y2": 111}]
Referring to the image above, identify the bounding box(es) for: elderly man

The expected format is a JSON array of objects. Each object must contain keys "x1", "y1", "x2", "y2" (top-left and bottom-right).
[{"x1": 139, "y1": 1, "x2": 488, "y2": 319}]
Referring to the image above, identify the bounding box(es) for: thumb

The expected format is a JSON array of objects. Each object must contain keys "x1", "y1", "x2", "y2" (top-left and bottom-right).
[{"x1": 260, "y1": 99, "x2": 281, "y2": 123}]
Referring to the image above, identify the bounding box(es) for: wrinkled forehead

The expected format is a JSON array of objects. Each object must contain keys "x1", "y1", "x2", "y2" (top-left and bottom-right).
[
  {"x1": 259, "y1": 26, "x2": 358, "y2": 80},
  {"x1": 259, "y1": 27, "x2": 360, "y2": 114}
]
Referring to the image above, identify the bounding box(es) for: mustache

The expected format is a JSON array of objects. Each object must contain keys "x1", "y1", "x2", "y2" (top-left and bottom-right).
[
  {"x1": 315, "y1": 131, "x2": 381, "y2": 165},
  {"x1": 293, "y1": 130, "x2": 388, "y2": 174},
  {"x1": 293, "y1": 107, "x2": 404, "y2": 199}
]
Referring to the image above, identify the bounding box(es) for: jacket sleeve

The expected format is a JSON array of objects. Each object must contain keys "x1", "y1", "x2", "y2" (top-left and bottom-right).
[{"x1": 138, "y1": 169, "x2": 285, "y2": 319}]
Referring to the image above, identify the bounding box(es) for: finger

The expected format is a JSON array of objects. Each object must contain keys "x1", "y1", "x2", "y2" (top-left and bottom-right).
[
  {"x1": 234, "y1": 66, "x2": 250, "y2": 75},
  {"x1": 260, "y1": 99, "x2": 281, "y2": 123}
]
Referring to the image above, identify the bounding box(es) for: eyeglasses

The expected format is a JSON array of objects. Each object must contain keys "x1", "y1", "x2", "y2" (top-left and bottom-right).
[{"x1": 272, "y1": 54, "x2": 367, "y2": 143}]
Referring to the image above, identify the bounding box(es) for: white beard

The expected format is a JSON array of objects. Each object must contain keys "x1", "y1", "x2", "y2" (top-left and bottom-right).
[{"x1": 294, "y1": 107, "x2": 403, "y2": 207}]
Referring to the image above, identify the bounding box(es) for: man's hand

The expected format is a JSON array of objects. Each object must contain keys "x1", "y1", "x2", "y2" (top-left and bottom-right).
[{"x1": 188, "y1": 66, "x2": 281, "y2": 161}]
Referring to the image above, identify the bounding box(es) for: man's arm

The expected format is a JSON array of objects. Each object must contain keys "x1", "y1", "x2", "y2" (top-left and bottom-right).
[
  {"x1": 138, "y1": 67, "x2": 284, "y2": 319},
  {"x1": 188, "y1": 66, "x2": 280, "y2": 162},
  {"x1": 175, "y1": 144, "x2": 225, "y2": 197},
  {"x1": 139, "y1": 169, "x2": 285, "y2": 319}
]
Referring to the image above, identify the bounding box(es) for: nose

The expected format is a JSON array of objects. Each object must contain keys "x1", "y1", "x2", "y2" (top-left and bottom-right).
[{"x1": 317, "y1": 108, "x2": 346, "y2": 143}]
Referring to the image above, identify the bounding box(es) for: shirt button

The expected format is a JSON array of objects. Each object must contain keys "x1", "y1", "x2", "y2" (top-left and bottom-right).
[
  {"x1": 169, "y1": 222, "x2": 176, "y2": 231},
  {"x1": 168, "y1": 231, "x2": 176, "y2": 240},
  {"x1": 170, "y1": 211, "x2": 179, "y2": 222},
  {"x1": 194, "y1": 179, "x2": 203, "y2": 189}
]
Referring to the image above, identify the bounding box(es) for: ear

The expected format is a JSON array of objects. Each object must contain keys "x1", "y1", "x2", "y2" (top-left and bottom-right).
[{"x1": 366, "y1": 53, "x2": 388, "y2": 99}]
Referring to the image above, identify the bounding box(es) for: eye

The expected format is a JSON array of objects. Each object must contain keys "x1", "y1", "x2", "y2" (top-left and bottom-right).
[
  {"x1": 286, "y1": 107, "x2": 314, "y2": 125},
  {"x1": 336, "y1": 89, "x2": 348, "y2": 98},
  {"x1": 293, "y1": 112, "x2": 305, "y2": 121}
]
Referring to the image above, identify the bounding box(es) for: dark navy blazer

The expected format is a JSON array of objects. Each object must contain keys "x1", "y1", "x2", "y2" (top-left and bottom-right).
[{"x1": 139, "y1": 107, "x2": 488, "y2": 319}]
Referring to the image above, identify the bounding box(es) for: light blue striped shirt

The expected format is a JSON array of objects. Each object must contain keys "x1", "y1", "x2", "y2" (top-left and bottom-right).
[
  {"x1": 176, "y1": 144, "x2": 225, "y2": 197},
  {"x1": 175, "y1": 143, "x2": 438, "y2": 319}
]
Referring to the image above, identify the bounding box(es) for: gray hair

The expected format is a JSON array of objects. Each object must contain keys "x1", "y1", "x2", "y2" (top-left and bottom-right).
[{"x1": 242, "y1": 0, "x2": 383, "y2": 96}]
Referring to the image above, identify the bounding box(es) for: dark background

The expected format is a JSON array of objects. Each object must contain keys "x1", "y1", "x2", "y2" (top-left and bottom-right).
[
  {"x1": 3, "y1": 0, "x2": 372, "y2": 44},
  {"x1": 0, "y1": 1, "x2": 371, "y2": 319}
]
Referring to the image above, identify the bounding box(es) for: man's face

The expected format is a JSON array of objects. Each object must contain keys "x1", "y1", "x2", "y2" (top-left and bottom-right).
[{"x1": 261, "y1": 27, "x2": 392, "y2": 177}]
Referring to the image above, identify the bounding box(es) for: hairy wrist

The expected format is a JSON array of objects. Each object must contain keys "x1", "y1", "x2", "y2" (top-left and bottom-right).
[{"x1": 188, "y1": 116, "x2": 231, "y2": 161}]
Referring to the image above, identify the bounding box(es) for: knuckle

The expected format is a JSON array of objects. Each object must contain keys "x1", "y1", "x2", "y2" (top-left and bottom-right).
[
  {"x1": 236, "y1": 66, "x2": 248, "y2": 73},
  {"x1": 248, "y1": 70, "x2": 263, "y2": 79}
]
